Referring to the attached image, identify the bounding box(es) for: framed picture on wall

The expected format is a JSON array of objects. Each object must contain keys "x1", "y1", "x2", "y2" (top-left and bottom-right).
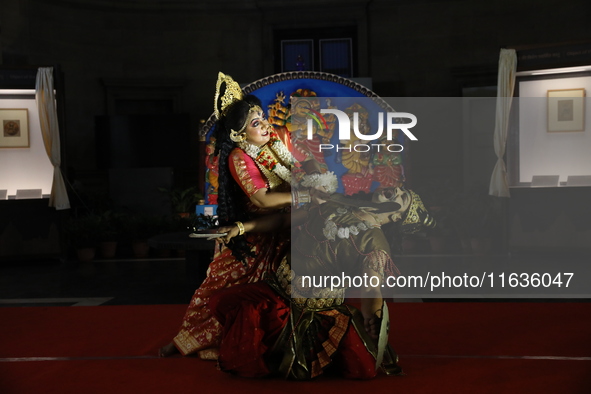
[
  {"x1": 0, "y1": 108, "x2": 29, "y2": 148},
  {"x1": 547, "y1": 88, "x2": 585, "y2": 132}
]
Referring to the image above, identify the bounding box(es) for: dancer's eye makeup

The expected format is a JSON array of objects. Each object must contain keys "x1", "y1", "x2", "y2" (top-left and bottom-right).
[{"x1": 250, "y1": 112, "x2": 265, "y2": 127}]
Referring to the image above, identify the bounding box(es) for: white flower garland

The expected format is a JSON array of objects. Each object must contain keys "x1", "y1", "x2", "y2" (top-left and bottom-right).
[
  {"x1": 300, "y1": 171, "x2": 338, "y2": 194},
  {"x1": 322, "y1": 208, "x2": 375, "y2": 241},
  {"x1": 238, "y1": 135, "x2": 295, "y2": 184}
]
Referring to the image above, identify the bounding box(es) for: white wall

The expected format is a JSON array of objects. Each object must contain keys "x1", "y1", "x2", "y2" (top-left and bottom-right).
[
  {"x1": 0, "y1": 95, "x2": 54, "y2": 196},
  {"x1": 518, "y1": 76, "x2": 591, "y2": 183}
]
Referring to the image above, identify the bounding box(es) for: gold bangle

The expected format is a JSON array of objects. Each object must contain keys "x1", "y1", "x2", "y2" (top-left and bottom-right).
[{"x1": 235, "y1": 221, "x2": 245, "y2": 236}]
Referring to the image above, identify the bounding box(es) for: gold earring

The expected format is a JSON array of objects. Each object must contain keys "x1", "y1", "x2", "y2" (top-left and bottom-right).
[{"x1": 230, "y1": 129, "x2": 246, "y2": 142}]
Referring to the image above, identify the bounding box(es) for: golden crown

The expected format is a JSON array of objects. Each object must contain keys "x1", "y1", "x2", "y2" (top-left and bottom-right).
[
  {"x1": 214, "y1": 72, "x2": 244, "y2": 119},
  {"x1": 214, "y1": 72, "x2": 263, "y2": 141}
]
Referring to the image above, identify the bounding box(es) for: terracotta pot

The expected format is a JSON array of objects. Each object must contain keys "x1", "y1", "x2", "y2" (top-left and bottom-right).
[
  {"x1": 99, "y1": 241, "x2": 118, "y2": 259},
  {"x1": 76, "y1": 247, "x2": 96, "y2": 262},
  {"x1": 132, "y1": 241, "x2": 151, "y2": 258}
]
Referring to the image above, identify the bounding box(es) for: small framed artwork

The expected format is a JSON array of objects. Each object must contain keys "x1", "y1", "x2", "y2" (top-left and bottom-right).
[
  {"x1": 0, "y1": 108, "x2": 30, "y2": 148},
  {"x1": 547, "y1": 88, "x2": 585, "y2": 132}
]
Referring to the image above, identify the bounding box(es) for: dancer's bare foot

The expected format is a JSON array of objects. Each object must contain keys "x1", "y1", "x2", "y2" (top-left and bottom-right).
[
  {"x1": 361, "y1": 295, "x2": 383, "y2": 340},
  {"x1": 363, "y1": 308, "x2": 382, "y2": 340},
  {"x1": 158, "y1": 342, "x2": 180, "y2": 357}
]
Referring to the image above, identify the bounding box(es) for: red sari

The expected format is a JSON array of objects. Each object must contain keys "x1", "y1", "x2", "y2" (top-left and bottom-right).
[
  {"x1": 210, "y1": 280, "x2": 384, "y2": 380},
  {"x1": 209, "y1": 200, "x2": 405, "y2": 379},
  {"x1": 172, "y1": 148, "x2": 290, "y2": 358}
]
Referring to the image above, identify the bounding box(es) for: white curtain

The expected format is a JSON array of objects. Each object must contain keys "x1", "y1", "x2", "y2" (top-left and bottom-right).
[
  {"x1": 36, "y1": 67, "x2": 70, "y2": 210},
  {"x1": 489, "y1": 48, "x2": 517, "y2": 197}
]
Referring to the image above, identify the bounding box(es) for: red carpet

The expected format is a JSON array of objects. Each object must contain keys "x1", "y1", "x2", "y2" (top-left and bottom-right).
[{"x1": 1, "y1": 303, "x2": 590, "y2": 393}]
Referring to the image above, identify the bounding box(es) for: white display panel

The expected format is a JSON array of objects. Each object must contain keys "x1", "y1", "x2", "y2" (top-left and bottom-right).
[
  {"x1": 0, "y1": 92, "x2": 53, "y2": 197},
  {"x1": 518, "y1": 76, "x2": 591, "y2": 184}
]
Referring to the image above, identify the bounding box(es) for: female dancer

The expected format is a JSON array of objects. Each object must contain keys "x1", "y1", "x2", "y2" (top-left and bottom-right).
[{"x1": 159, "y1": 73, "x2": 305, "y2": 359}]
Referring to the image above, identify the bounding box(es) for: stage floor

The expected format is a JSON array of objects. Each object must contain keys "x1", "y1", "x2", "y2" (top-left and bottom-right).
[{"x1": 1, "y1": 253, "x2": 591, "y2": 393}]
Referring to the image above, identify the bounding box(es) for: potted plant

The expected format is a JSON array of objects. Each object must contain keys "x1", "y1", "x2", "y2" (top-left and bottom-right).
[
  {"x1": 96, "y1": 210, "x2": 124, "y2": 259},
  {"x1": 65, "y1": 213, "x2": 102, "y2": 262},
  {"x1": 122, "y1": 213, "x2": 165, "y2": 258},
  {"x1": 158, "y1": 186, "x2": 203, "y2": 217}
]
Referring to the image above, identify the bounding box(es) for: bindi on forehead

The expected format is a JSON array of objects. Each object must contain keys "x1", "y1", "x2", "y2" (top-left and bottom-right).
[{"x1": 249, "y1": 111, "x2": 264, "y2": 121}]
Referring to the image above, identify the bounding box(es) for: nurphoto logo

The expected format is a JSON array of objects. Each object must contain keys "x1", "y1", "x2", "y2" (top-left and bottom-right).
[{"x1": 306, "y1": 109, "x2": 418, "y2": 152}]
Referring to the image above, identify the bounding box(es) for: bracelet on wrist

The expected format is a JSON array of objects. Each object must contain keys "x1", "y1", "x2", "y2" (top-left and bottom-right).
[
  {"x1": 291, "y1": 190, "x2": 299, "y2": 207},
  {"x1": 291, "y1": 189, "x2": 311, "y2": 208},
  {"x1": 235, "y1": 221, "x2": 245, "y2": 236}
]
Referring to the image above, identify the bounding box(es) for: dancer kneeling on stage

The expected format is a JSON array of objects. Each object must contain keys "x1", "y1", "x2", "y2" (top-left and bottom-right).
[{"x1": 210, "y1": 187, "x2": 435, "y2": 379}]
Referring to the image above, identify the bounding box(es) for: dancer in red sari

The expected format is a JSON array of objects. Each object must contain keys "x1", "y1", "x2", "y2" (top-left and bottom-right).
[{"x1": 159, "y1": 72, "x2": 307, "y2": 359}]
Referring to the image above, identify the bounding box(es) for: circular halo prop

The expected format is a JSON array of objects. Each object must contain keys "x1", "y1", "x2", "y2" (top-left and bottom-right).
[{"x1": 202, "y1": 71, "x2": 408, "y2": 204}]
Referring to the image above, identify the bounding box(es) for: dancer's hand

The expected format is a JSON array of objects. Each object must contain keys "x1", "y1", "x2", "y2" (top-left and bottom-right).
[
  {"x1": 211, "y1": 225, "x2": 239, "y2": 244},
  {"x1": 310, "y1": 188, "x2": 330, "y2": 205}
]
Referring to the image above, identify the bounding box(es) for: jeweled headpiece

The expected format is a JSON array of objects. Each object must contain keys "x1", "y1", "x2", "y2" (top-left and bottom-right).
[
  {"x1": 401, "y1": 190, "x2": 436, "y2": 234},
  {"x1": 213, "y1": 72, "x2": 262, "y2": 142},
  {"x1": 214, "y1": 72, "x2": 243, "y2": 119}
]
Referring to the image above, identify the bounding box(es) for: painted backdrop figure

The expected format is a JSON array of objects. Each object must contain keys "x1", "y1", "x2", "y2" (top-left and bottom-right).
[
  {"x1": 286, "y1": 90, "x2": 334, "y2": 173},
  {"x1": 340, "y1": 103, "x2": 373, "y2": 195},
  {"x1": 160, "y1": 73, "x2": 296, "y2": 359}
]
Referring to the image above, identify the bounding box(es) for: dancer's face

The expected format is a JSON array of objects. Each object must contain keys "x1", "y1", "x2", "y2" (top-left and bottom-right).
[
  {"x1": 245, "y1": 108, "x2": 272, "y2": 147},
  {"x1": 372, "y1": 187, "x2": 412, "y2": 213}
]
